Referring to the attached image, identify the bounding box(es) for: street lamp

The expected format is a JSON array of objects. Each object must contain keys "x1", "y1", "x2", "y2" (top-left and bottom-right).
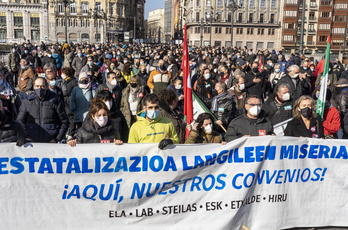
[
  {"x1": 206, "y1": 7, "x2": 217, "y2": 46},
  {"x1": 90, "y1": 7, "x2": 105, "y2": 43},
  {"x1": 224, "y1": 0, "x2": 242, "y2": 48},
  {"x1": 198, "y1": 18, "x2": 207, "y2": 47},
  {"x1": 61, "y1": 0, "x2": 74, "y2": 43}
]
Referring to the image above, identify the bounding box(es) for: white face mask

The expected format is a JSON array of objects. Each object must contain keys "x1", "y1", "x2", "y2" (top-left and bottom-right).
[
  {"x1": 275, "y1": 69, "x2": 281, "y2": 73},
  {"x1": 95, "y1": 116, "x2": 108, "y2": 127},
  {"x1": 61, "y1": 74, "x2": 67, "y2": 79},
  {"x1": 213, "y1": 69, "x2": 217, "y2": 73},
  {"x1": 282, "y1": 92, "x2": 290, "y2": 101},
  {"x1": 291, "y1": 73, "x2": 299, "y2": 79},
  {"x1": 105, "y1": 101, "x2": 113, "y2": 110},
  {"x1": 110, "y1": 79, "x2": 117, "y2": 86},
  {"x1": 175, "y1": 84, "x2": 182, "y2": 90},
  {"x1": 204, "y1": 124, "x2": 213, "y2": 134},
  {"x1": 239, "y1": 83, "x2": 245, "y2": 91},
  {"x1": 249, "y1": 105, "x2": 261, "y2": 116}
]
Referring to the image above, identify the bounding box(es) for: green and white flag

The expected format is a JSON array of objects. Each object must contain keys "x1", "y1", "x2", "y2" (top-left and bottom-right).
[
  {"x1": 316, "y1": 36, "x2": 331, "y2": 119},
  {"x1": 192, "y1": 91, "x2": 217, "y2": 122}
]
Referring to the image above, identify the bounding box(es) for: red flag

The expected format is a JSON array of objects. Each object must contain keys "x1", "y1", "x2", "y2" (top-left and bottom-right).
[
  {"x1": 258, "y1": 55, "x2": 263, "y2": 72},
  {"x1": 182, "y1": 25, "x2": 193, "y2": 138}
]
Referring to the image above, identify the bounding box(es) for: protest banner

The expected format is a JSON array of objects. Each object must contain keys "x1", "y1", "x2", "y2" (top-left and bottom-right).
[{"x1": 0, "y1": 136, "x2": 347, "y2": 229}]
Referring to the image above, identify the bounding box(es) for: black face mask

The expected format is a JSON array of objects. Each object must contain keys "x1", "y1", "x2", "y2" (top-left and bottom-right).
[
  {"x1": 252, "y1": 67, "x2": 258, "y2": 72},
  {"x1": 159, "y1": 65, "x2": 164, "y2": 70},
  {"x1": 135, "y1": 62, "x2": 140, "y2": 67},
  {"x1": 212, "y1": 89, "x2": 218, "y2": 97},
  {"x1": 231, "y1": 68, "x2": 236, "y2": 71},
  {"x1": 301, "y1": 107, "x2": 312, "y2": 118},
  {"x1": 130, "y1": 83, "x2": 137, "y2": 88},
  {"x1": 79, "y1": 79, "x2": 88, "y2": 84},
  {"x1": 35, "y1": 88, "x2": 46, "y2": 98}
]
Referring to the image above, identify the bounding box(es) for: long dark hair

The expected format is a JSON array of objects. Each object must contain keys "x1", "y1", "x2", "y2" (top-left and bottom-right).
[{"x1": 196, "y1": 113, "x2": 214, "y2": 133}]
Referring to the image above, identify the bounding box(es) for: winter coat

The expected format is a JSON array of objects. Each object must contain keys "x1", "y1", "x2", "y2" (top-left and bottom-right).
[
  {"x1": 128, "y1": 111, "x2": 179, "y2": 144},
  {"x1": 18, "y1": 67, "x2": 35, "y2": 92},
  {"x1": 108, "y1": 104, "x2": 129, "y2": 143},
  {"x1": 147, "y1": 67, "x2": 171, "y2": 93},
  {"x1": 6, "y1": 52, "x2": 20, "y2": 72},
  {"x1": 244, "y1": 70, "x2": 265, "y2": 99},
  {"x1": 284, "y1": 117, "x2": 324, "y2": 138},
  {"x1": 120, "y1": 86, "x2": 147, "y2": 128},
  {"x1": 276, "y1": 74, "x2": 311, "y2": 101},
  {"x1": 194, "y1": 78, "x2": 216, "y2": 109},
  {"x1": 63, "y1": 77, "x2": 77, "y2": 114},
  {"x1": 70, "y1": 86, "x2": 96, "y2": 122},
  {"x1": 335, "y1": 88, "x2": 348, "y2": 115},
  {"x1": 76, "y1": 116, "x2": 119, "y2": 143},
  {"x1": 52, "y1": 54, "x2": 63, "y2": 68},
  {"x1": 80, "y1": 64, "x2": 91, "y2": 75},
  {"x1": 211, "y1": 92, "x2": 237, "y2": 128},
  {"x1": 0, "y1": 110, "x2": 27, "y2": 143},
  {"x1": 227, "y1": 88, "x2": 247, "y2": 116},
  {"x1": 315, "y1": 72, "x2": 337, "y2": 88},
  {"x1": 63, "y1": 52, "x2": 74, "y2": 68},
  {"x1": 72, "y1": 56, "x2": 87, "y2": 77},
  {"x1": 17, "y1": 90, "x2": 69, "y2": 142},
  {"x1": 185, "y1": 130, "x2": 223, "y2": 144},
  {"x1": 159, "y1": 102, "x2": 186, "y2": 144},
  {"x1": 225, "y1": 113, "x2": 274, "y2": 142},
  {"x1": 262, "y1": 94, "x2": 294, "y2": 125},
  {"x1": 96, "y1": 82, "x2": 123, "y2": 110},
  {"x1": 323, "y1": 106, "x2": 341, "y2": 137},
  {"x1": 41, "y1": 56, "x2": 55, "y2": 68}
]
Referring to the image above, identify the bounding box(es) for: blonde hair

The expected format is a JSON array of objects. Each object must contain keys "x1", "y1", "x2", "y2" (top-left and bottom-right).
[{"x1": 293, "y1": 95, "x2": 317, "y2": 119}]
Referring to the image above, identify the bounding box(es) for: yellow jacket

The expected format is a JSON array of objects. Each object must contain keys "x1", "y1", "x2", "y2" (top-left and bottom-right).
[{"x1": 128, "y1": 111, "x2": 179, "y2": 144}]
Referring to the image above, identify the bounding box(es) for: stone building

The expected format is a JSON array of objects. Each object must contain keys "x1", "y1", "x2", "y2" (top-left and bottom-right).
[
  {"x1": 183, "y1": 0, "x2": 283, "y2": 50},
  {"x1": 0, "y1": 0, "x2": 49, "y2": 43},
  {"x1": 146, "y1": 8, "x2": 164, "y2": 43}
]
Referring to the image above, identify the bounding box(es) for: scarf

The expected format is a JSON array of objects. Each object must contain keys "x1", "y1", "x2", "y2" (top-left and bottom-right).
[
  {"x1": 0, "y1": 80, "x2": 14, "y2": 97},
  {"x1": 211, "y1": 92, "x2": 228, "y2": 112},
  {"x1": 106, "y1": 81, "x2": 117, "y2": 90},
  {"x1": 130, "y1": 86, "x2": 139, "y2": 102}
]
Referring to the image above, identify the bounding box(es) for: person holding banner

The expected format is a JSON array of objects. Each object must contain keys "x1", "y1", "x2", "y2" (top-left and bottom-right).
[
  {"x1": 128, "y1": 93, "x2": 179, "y2": 149},
  {"x1": 67, "y1": 98, "x2": 123, "y2": 146},
  {"x1": 284, "y1": 95, "x2": 324, "y2": 138},
  {"x1": 185, "y1": 113, "x2": 226, "y2": 145},
  {"x1": 225, "y1": 95, "x2": 274, "y2": 142}
]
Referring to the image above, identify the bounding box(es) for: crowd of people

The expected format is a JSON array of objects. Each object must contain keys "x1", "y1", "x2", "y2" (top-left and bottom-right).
[{"x1": 1, "y1": 40, "x2": 348, "y2": 148}]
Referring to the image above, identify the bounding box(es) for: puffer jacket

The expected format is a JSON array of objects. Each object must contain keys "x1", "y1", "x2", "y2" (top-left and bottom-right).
[
  {"x1": 128, "y1": 111, "x2": 179, "y2": 144},
  {"x1": 17, "y1": 90, "x2": 69, "y2": 142},
  {"x1": 225, "y1": 113, "x2": 274, "y2": 142},
  {"x1": 70, "y1": 85, "x2": 96, "y2": 122},
  {"x1": 0, "y1": 110, "x2": 27, "y2": 143},
  {"x1": 120, "y1": 86, "x2": 147, "y2": 128},
  {"x1": 147, "y1": 67, "x2": 171, "y2": 93},
  {"x1": 211, "y1": 92, "x2": 237, "y2": 128},
  {"x1": 159, "y1": 102, "x2": 186, "y2": 144},
  {"x1": 76, "y1": 116, "x2": 119, "y2": 143},
  {"x1": 185, "y1": 130, "x2": 223, "y2": 144},
  {"x1": 52, "y1": 53, "x2": 63, "y2": 68}
]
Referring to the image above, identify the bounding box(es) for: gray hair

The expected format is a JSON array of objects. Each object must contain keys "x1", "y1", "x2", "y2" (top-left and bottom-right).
[
  {"x1": 289, "y1": 65, "x2": 300, "y2": 72},
  {"x1": 276, "y1": 83, "x2": 290, "y2": 93},
  {"x1": 43, "y1": 62, "x2": 57, "y2": 73}
]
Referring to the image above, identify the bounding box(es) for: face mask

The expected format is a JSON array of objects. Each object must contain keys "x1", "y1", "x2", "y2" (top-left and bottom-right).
[
  {"x1": 282, "y1": 92, "x2": 290, "y2": 101},
  {"x1": 213, "y1": 61, "x2": 216, "y2": 64},
  {"x1": 105, "y1": 101, "x2": 113, "y2": 110},
  {"x1": 12, "y1": 49, "x2": 16, "y2": 53},
  {"x1": 47, "y1": 54, "x2": 51, "y2": 57},
  {"x1": 310, "y1": 68, "x2": 314, "y2": 71},
  {"x1": 303, "y1": 67, "x2": 308, "y2": 70},
  {"x1": 95, "y1": 116, "x2": 108, "y2": 127},
  {"x1": 130, "y1": 83, "x2": 137, "y2": 88},
  {"x1": 175, "y1": 84, "x2": 182, "y2": 90},
  {"x1": 239, "y1": 83, "x2": 245, "y2": 91},
  {"x1": 140, "y1": 61, "x2": 144, "y2": 65},
  {"x1": 329, "y1": 68, "x2": 331, "y2": 72},
  {"x1": 146, "y1": 110, "x2": 159, "y2": 120},
  {"x1": 214, "y1": 69, "x2": 217, "y2": 73},
  {"x1": 78, "y1": 53, "x2": 82, "y2": 57},
  {"x1": 49, "y1": 80, "x2": 57, "y2": 87},
  {"x1": 110, "y1": 79, "x2": 117, "y2": 86},
  {"x1": 40, "y1": 73, "x2": 46, "y2": 78},
  {"x1": 61, "y1": 74, "x2": 67, "y2": 79},
  {"x1": 248, "y1": 52, "x2": 252, "y2": 55},
  {"x1": 159, "y1": 64, "x2": 164, "y2": 70},
  {"x1": 204, "y1": 74, "x2": 211, "y2": 80},
  {"x1": 21, "y1": 66, "x2": 26, "y2": 70},
  {"x1": 0, "y1": 79, "x2": 3, "y2": 85},
  {"x1": 135, "y1": 62, "x2": 140, "y2": 67},
  {"x1": 79, "y1": 83, "x2": 89, "y2": 89},
  {"x1": 291, "y1": 74, "x2": 299, "y2": 79},
  {"x1": 249, "y1": 105, "x2": 261, "y2": 116},
  {"x1": 204, "y1": 124, "x2": 213, "y2": 134},
  {"x1": 88, "y1": 61, "x2": 93, "y2": 66},
  {"x1": 25, "y1": 50, "x2": 29, "y2": 54},
  {"x1": 252, "y1": 68, "x2": 258, "y2": 72},
  {"x1": 300, "y1": 107, "x2": 312, "y2": 118},
  {"x1": 275, "y1": 69, "x2": 281, "y2": 73},
  {"x1": 35, "y1": 88, "x2": 46, "y2": 98}
]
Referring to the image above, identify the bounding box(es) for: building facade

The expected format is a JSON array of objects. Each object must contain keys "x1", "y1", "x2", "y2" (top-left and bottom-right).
[
  {"x1": 146, "y1": 8, "x2": 164, "y2": 43},
  {"x1": 183, "y1": 0, "x2": 282, "y2": 50},
  {"x1": 0, "y1": 0, "x2": 49, "y2": 43},
  {"x1": 48, "y1": 0, "x2": 145, "y2": 43},
  {"x1": 281, "y1": 0, "x2": 348, "y2": 54}
]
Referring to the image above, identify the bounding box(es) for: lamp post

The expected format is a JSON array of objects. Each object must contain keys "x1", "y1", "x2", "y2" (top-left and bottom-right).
[
  {"x1": 198, "y1": 18, "x2": 207, "y2": 47},
  {"x1": 206, "y1": 7, "x2": 216, "y2": 46},
  {"x1": 224, "y1": 0, "x2": 242, "y2": 48},
  {"x1": 61, "y1": 0, "x2": 74, "y2": 43},
  {"x1": 90, "y1": 7, "x2": 105, "y2": 43}
]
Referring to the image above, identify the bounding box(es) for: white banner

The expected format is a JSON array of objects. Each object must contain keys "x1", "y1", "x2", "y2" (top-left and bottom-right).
[{"x1": 0, "y1": 137, "x2": 347, "y2": 229}]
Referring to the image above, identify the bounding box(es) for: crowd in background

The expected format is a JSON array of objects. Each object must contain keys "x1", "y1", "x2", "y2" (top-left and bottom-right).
[{"x1": 1, "y1": 40, "x2": 348, "y2": 148}]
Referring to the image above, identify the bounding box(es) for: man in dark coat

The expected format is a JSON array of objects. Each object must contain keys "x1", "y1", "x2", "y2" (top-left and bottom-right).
[
  {"x1": 244, "y1": 62, "x2": 265, "y2": 99},
  {"x1": 17, "y1": 77, "x2": 69, "y2": 143},
  {"x1": 96, "y1": 72, "x2": 123, "y2": 110}
]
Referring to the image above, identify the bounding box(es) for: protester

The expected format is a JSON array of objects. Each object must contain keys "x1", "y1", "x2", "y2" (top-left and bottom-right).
[
  {"x1": 18, "y1": 58, "x2": 35, "y2": 94},
  {"x1": 225, "y1": 95, "x2": 274, "y2": 142},
  {"x1": 17, "y1": 77, "x2": 69, "y2": 143},
  {"x1": 228, "y1": 76, "x2": 247, "y2": 116},
  {"x1": 67, "y1": 98, "x2": 123, "y2": 146},
  {"x1": 194, "y1": 68, "x2": 215, "y2": 108},
  {"x1": 72, "y1": 50, "x2": 87, "y2": 77},
  {"x1": 284, "y1": 95, "x2": 324, "y2": 138},
  {"x1": 96, "y1": 71, "x2": 123, "y2": 110},
  {"x1": 244, "y1": 62, "x2": 264, "y2": 99},
  {"x1": 322, "y1": 89, "x2": 340, "y2": 139},
  {"x1": 0, "y1": 68, "x2": 19, "y2": 117},
  {"x1": 45, "y1": 73, "x2": 64, "y2": 102},
  {"x1": 7, "y1": 46, "x2": 20, "y2": 86},
  {"x1": 147, "y1": 59, "x2": 171, "y2": 93},
  {"x1": 128, "y1": 93, "x2": 179, "y2": 149},
  {"x1": 185, "y1": 113, "x2": 226, "y2": 144}
]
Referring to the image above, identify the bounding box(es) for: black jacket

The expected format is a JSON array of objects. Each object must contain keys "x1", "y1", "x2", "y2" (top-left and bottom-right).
[
  {"x1": 76, "y1": 116, "x2": 119, "y2": 143},
  {"x1": 244, "y1": 70, "x2": 264, "y2": 99},
  {"x1": 17, "y1": 90, "x2": 69, "y2": 142},
  {"x1": 96, "y1": 83, "x2": 122, "y2": 110},
  {"x1": 262, "y1": 94, "x2": 293, "y2": 125},
  {"x1": 0, "y1": 110, "x2": 27, "y2": 143},
  {"x1": 284, "y1": 117, "x2": 324, "y2": 138},
  {"x1": 225, "y1": 113, "x2": 274, "y2": 142},
  {"x1": 109, "y1": 105, "x2": 129, "y2": 143},
  {"x1": 63, "y1": 77, "x2": 78, "y2": 114},
  {"x1": 211, "y1": 92, "x2": 237, "y2": 128},
  {"x1": 276, "y1": 74, "x2": 311, "y2": 101}
]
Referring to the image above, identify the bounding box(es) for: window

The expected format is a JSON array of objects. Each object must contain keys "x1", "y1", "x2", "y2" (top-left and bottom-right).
[
  {"x1": 69, "y1": 2, "x2": 76, "y2": 14},
  {"x1": 216, "y1": 12, "x2": 222, "y2": 21},
  {"x1": 206, "y1": 0, "x2": 210, "y2": 6},
  {"x1": 30, "y1": 17, "x2": 40, "y2": 27},
  {"x1": 271, "y1": 0, "x2": 276, "y2": 7},
  {"x1": 31, "y1": 30, "x2": 40, "y2": 41},
  {"x1": 0, "y1": 29, "x2": 6, "y2": 40},
  {"x1": 284, "y1": 23, "x2": 295, "y2": 29},
  {"x1": 271, "y1": 29, "x2": 275, "y2": 35},
  {"x1": 267, "y1": 42, "x2": 274, "y2": 49},
  {"x1": 238, "y1": 13, "x2": 243, "y2": 22},
  {"x1": 332, "y1": 40, "x2": 344, "y2": 46},
  {"x1": 57, "y1": 3, "x2": 64, "y2": 14},
  {"x1": 61, "y1": 19, "x2": 65, "y2": 27},
  {"x1": 285, "y1": 11, "x2": 296, "y2": 17},
  {"x1": 217, "y1": 0, "x2": 222, "y2": 6},
  {"x1": 226, "y1": 27, "x2": 231, "y2": 34},
  {"x1": 320, "y1": 12, "x2": 331, "y2": 18},
  {"x1": 247, "y1": 28, "x2": 254, "y2": 35},
  {"x1": 333, "y1": 28, "x2": 345, "y2": 34},
  {"x1": 195, "y1": 27, "x2": 200, "y2": 34},
  {"x1": 249, "y1": 13, "x2": 253, "y2": 23},
  {"x1": 307, "y1": 36, "x2": 313, "y2": 44},
  {"x1": 318, "y1": 36, "x2": 328, "y2": 42},
  {"x1": 81, "y1": 20, "x2": 85, "y2": 27},
  {"x1": 286, "y1": 0, "x2": 297, "y2": 4},
  {"x1": 228, "y1": 13, "x2": 232, "y2": 22},
  {"x1": 196, "y1": 12, "x2": 200, "y2": 22},
  {"x1": 246, "y1": 42, "x2": 253, "y2": 48},
  {"x1": 109, "y1": 3, "x2": 115, "y2": 15},
  {"x1": 118, "y1": 4, "x2": 123, "y2": 17},
  {"x1": 260, "y1": 14, "x2": 264, "y2": 23},
  {"x1": 86, "y1": 20, "x2": 90, "y2": 27},
  {"x1": 56, "y1": 19, "x2": 59, "y2": 27},
  {"x1": 335, "y1": 3, "x2": 347, "y2": 9},
  {"x1": 270, "y1": 14, "x2": 275, "y2": 23},
  {"x1": 321, "y1": 0, "x2": 332, "y2": 6},
  {"x1": 261, "y1": 0, "x2": 265, "y2": 7},
  {"x1": 283, "y1": 35, "x2": 294, "y2": 41},
  {"x1": 196, "y1": 0, "x2": 200, "y2": 6},
  {"x1": 309, "y1": 12, "x2": 315, "y2": 20},
  {"x1": 69, "y1": 19, "x2": 73, "y2": 27},
  {"x1": 81, "y1": 2, "x2": 89, "y2": 14},
  {"x1": 215, "y1": 27, "x2": 221, "y2": 34},
  {"x1": 256, "y1": 42, "x2": 264, "y2": 49},
  {"x1": 310, "y1": 0, "x2": 316, "y2": 7},
  {"x1": 95, "y1": 2, "x2": 102, "y2": 11},
  {"x1": 14, "y1": 16, "x2": 23, "y2": 27},
  {"x1": 14, "y1": 29, "x2": 23, "y2": 38},
  {"x1": 319, "y1": 24, "x2": 330, "y2": 30},
  {"x1": 334, "y1": 15, "x2": 346, "y2": 22},
  {"x1": 0, "y1": 16, "x2": 6, "y2": 27},
  {"x1": 236, "y1": 28, "x2": 243, "y2": 34},
  {"x1": 74, "y1": 19, "x2": 78, "y2": 27},
  {"x1": 258, "y1": 28, "x2": 264, "y2": 35},
  {"x1": 250, "y1": 0, "x2": 254, "y2": 7},
  {"x1": 308, "y1": 24, "x2": 314, "y2": 31}
]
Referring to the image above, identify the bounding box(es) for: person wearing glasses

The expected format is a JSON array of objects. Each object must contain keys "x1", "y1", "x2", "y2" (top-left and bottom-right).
[{"x1": 225, "y1": 95, "x2": 274, "y2": 142}]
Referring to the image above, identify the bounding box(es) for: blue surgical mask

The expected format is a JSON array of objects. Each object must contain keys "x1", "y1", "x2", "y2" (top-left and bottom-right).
[
  {"x1": 49, "y1": 80, "x2": 57, "y2": 87},
  {"x1": 25, "y1": 50, "x2": 29, "y2": 54},
  {"x1": 204, "y1": 74, "x2": 211, "y2": 80},
  {"x1": 88, "y1": 61, "x2": 93, "y2": 66},
  {"x1": 78, "y1": 53, "x2": 82, "y2": 57},
  {"x1": 146, "y1": 110, "x2": 159, "y2": 120},
  {"x1": 41, "y1": 73, "x2": 46, "y2": 78},
  {"x1": 12, "y1": 49, "x2": 16, "y2": 53}
]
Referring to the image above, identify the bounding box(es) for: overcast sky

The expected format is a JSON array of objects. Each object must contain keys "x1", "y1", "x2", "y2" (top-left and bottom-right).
[{"x1": 145, "y1": 0, "x2": 165, "y2": 19}]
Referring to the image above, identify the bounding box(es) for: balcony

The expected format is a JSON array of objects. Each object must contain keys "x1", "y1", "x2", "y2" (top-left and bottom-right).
[
  {"x1": 307, "y1": 29, "x2": 316, "y2": 34},
  {"x1": 308, "y1": 17, "x2": 317, "y2": 21},
  {"x1": 306, "y1": 41, "x2": 316, "y2": 45},
  {"x1": 309, "y1": 3, "x2": 318, "y2": 9}
]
